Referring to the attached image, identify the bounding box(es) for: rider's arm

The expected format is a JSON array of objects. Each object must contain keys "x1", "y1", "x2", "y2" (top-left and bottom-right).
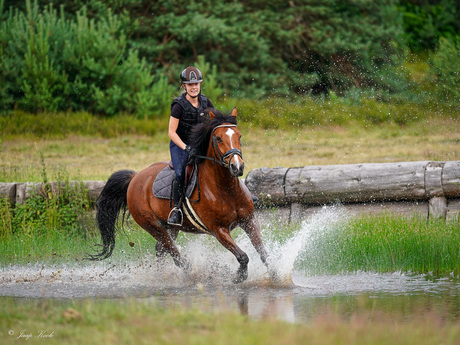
[
  {"x1": 169, "y1": 103, "x2": 187, "y2": 150},
  {"x1": 168, "y1": 117, "x2": 187, "y2": 150}
]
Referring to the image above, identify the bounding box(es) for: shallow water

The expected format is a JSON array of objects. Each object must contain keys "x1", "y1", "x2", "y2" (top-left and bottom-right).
[
  {"x1": 2, "y1": 261, "x2": 460, "y2": 323},
  {"x1": 1, "y1": 206, "x2": 460, "y2": 323}
]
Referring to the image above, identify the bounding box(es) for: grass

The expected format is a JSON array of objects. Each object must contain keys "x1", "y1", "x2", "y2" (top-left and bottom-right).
[
  {"x1": 1, "y1": 115, "x2": 459, "y2": 182},
  {"x1": 2, "y1": 203, "x2": 460, "y2": 276},
  {"x1": 1, "y1": 297, "x2": 460, "y2": 345},
  {"x1": 296, "y1": 214, "x2": 460, "y2": 276},
  {"x1": 0, "y1": 219, "x2": 155, "y2": 267},
  {"x1": 0, "y1": 110, "x2": 167, "y2": 139}
]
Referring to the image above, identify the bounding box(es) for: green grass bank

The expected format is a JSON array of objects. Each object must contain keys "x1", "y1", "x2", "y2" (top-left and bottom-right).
[{"x1": 1, "y1": 297, "x2": 460, "y2": 345}]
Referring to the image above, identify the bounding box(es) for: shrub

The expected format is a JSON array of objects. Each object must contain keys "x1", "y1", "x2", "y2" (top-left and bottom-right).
[
  {"x1": 0, "y1": 0, "x2": 174, "y2": 117},
  {"x1": 429, "y1": 36, "x2": 460, "y2": 103},
  {"x1": 0, "y1": 160, "x2": 94, "y2": 241}
]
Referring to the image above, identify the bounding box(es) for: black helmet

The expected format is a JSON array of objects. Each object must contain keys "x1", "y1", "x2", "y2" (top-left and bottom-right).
[{"x1": 180, "y1": 66, "x2": 203, "y2": 84}]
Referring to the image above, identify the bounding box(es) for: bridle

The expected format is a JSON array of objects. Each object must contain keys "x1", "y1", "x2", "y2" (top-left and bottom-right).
[
  {"x1": 194, "y1": 124, "x2": 243, "y2": 168},
  {"x1": 187, "y1": 124, "x2": 243, "y2": 206}
]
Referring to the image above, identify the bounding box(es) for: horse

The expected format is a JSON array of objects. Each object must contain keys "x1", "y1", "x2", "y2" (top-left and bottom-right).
[{"x1": 90, "y1": 108, "x2": 273, "y2": 283}]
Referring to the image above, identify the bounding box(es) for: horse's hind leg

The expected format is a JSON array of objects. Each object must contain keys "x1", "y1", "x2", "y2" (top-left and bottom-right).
[
  {"x1": 214, "y1": 227, "x2": 249, "y2": 284},
  {"x1": 145, "y1": 225, "x2": 188, "y2": 269},
  {"x1": 155, "y1": 228, "x2": 179, "y2": 259}
]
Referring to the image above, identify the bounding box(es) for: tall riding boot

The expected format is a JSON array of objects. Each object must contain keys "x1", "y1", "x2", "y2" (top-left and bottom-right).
[{"x1": 167, "y1": 180, "x2": 184, "y2": 226}]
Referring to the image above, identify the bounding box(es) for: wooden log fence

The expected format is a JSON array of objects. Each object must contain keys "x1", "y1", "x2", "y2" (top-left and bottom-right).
[
  {"x1": 0, "y1": 181, "x2": 106, "y2": 206},
  {"x1": 1, "y1": 161, "x2": 459, "y2": 223},
  {"x1": 245, "y1": 161, "x2": 460, "y2": 223}
]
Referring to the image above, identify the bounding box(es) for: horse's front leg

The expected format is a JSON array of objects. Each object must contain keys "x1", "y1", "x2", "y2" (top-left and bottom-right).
[
  {"x1": 241, "y1": 215, "x2": 268, "y2": 264},
  {"x1": 214, "y1": 227, "x2": 249, "y2": 284},
  {"x1": 242, "y1": 215, "x2": 280, "y2": 283}
]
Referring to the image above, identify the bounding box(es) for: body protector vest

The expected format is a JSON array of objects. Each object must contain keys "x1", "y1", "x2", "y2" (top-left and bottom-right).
[{"x1": 171, "y1": 93, "x2": 210, "y2": 144}]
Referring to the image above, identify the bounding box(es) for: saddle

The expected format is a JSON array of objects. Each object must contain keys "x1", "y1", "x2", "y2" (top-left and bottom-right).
[
  {"x1": 152, "y1": 162, "x2": 198, "y2": 200},
  {"x1": 152, "y1": 162, "x2": 210, "y2": 234}
]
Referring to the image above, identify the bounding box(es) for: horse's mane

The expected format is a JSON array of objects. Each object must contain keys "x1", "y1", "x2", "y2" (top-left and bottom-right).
[{"x1": 189, "y1": 108, "x2": 237, "y2": 161}]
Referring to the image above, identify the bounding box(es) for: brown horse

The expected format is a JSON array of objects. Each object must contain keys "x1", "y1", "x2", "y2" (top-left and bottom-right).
[{"x1": 90, "y1": 108, "x2": 272, "y2": 283}]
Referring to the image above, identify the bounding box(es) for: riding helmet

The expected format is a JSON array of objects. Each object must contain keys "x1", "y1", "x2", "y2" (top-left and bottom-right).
[{"x1": 180, "y1": 66, "x2": 203, "y2": 84}]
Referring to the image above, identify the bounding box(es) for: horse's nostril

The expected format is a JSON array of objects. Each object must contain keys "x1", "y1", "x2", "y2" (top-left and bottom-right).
[
  {"x1": 236, "y1": 164, "x2": 244, "y2": 177},
  {"x1": 230, "y1": 162, "x2": 242, "y2": 176}
]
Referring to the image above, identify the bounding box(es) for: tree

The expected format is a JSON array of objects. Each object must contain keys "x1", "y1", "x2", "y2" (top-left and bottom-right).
[
  {"x1": 280, "y1": 0, "x2": 407, "y2": 95},
  {"x1": 2, "y1": 0, "x2": 420, "y2": 105},
  {"x1": 399, "y1": 0, "x2": 459, "y2": 52}
]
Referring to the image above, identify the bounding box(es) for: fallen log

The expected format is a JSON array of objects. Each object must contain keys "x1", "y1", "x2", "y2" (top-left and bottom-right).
[
  {"x1": 0, "y1": 181, "x2": 106, "y2": 206},
  {"x1": 245, "y1": 161, "x2": 460, "y2": 221},
  {"x1": 1, "y1": 161, "x2": 459, "y2": 222}
]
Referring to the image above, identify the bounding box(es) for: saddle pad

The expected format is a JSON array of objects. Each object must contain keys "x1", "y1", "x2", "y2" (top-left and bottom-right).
[{"x1": 152, "y1": 166, "x2": 197, "y2": 200}]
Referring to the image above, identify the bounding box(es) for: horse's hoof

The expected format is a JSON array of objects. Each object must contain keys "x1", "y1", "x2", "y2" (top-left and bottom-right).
[
  {"x1": 233, "y1": 275, "x2": 246, "y2": 284},
  {"x1": 269, "y1": 268, "x2": 282, "y2": 285},
  {"x1": 180, "y1": 258, "x2": 190, "y2": 270},
  {"x1": 174, "y1": 257, "x2": 190, "y2": 270},
  {"x1": 233, "y1": 268, "x2": 248, "y2": 284}
]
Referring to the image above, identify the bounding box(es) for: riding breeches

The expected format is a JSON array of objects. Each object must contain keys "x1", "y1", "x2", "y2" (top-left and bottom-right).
[{"x1": 169, "y1": 141, "x2": 189, "y2": 185}]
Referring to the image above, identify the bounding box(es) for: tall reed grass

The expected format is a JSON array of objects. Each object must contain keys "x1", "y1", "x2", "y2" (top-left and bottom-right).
[
  {"x1": 297, "y1": 214, "x2": 460, "y2": 276},
  {"x1": 221, "y1": 95, "x2": 459, "y2": 129},
  {"x1": 0, "y1": 159, "x2": 98, "y2": 264},
  {"x1": 0, "y1": 111, "x2": 167, "y2": 139}
]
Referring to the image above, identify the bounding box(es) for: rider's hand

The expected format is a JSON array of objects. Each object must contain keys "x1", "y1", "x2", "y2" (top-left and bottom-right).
[{"x1": 185, "y1": 145, "x2": 197, "y2": 157}]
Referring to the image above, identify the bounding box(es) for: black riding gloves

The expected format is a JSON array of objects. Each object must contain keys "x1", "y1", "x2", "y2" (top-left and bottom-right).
[{"x1": 185, "y1": 145, "x2": 197, "y2": 157}]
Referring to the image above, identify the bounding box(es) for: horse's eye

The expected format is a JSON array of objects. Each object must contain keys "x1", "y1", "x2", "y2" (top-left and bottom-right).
[{"x1": 216, "y1": 137, "x2": 223, "y2": 143}]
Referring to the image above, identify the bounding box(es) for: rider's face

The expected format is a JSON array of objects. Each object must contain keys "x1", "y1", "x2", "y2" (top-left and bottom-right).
[{"x1": 183, "y1": 82, "x2": 201, "y2": 98}]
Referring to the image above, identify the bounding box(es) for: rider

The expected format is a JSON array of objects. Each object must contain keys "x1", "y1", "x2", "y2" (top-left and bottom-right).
[{"x1": 167, "y1": 66, "x2": 214, "y2": 226}]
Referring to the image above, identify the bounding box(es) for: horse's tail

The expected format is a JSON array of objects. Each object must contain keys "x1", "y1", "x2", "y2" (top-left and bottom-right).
[{"x1": 88, "y1": 169, "x2": 136, "y2": 261}]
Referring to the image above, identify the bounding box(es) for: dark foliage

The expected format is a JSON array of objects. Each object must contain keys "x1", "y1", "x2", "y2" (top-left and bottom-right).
[{"x1": 1, "y1": 0, "x2": 458, "y2": 114}]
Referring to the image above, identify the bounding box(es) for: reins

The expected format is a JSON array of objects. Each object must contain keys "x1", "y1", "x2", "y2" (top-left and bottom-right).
[{"x1": 187, "y1": 124, "x2": 242, "y2": 205}]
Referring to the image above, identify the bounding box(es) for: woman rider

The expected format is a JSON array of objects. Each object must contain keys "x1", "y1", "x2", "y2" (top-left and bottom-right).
[{"x1": 167, "y1": 66, "x2": 214, "y2": 225}]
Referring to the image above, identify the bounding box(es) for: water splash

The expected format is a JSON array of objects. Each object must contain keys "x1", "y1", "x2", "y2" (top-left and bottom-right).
[
  {"x1": 0, "y1": 206, "x2": 350, "y2": 297},
  {"x1": 247, "y1": 205, "x2": 349, "y2": 286},
  {"x1": 167, "y1": 205, "x2": 350, "y2": 287}
]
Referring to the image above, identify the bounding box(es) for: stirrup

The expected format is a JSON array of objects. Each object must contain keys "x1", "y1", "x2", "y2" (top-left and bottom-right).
[{"x1": 167, "y1": 207, "x2": 183, "y2": 226}]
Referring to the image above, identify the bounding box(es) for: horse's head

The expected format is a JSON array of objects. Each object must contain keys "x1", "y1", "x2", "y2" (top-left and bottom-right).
[{"x1": 209, "y1": 108, "x2": 244, "y2": 177}]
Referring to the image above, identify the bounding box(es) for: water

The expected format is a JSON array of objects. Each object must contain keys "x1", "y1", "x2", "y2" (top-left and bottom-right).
[{"x1": 1, "y1": 206, "x2": 460, "y2": 323}]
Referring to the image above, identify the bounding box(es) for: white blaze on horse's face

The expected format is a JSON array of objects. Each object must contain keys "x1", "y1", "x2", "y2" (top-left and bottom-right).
[
  {"x1": 225, "y1": 127, "x2": 243, "y2": 170},
  {"x1": 214, "y1": 125, "x2": 244, "y2": 177},
  {"x1": 225, "y1": 128, "x2": 235, "y2": 147}
]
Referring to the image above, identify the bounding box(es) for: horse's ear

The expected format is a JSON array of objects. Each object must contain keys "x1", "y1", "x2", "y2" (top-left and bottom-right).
[
  {"x1": 209, "y1": 111, "x2": 216, "y2": 118},
  {"x1": 231, "y1": 107, "x2": 237, "y2": 117}
]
